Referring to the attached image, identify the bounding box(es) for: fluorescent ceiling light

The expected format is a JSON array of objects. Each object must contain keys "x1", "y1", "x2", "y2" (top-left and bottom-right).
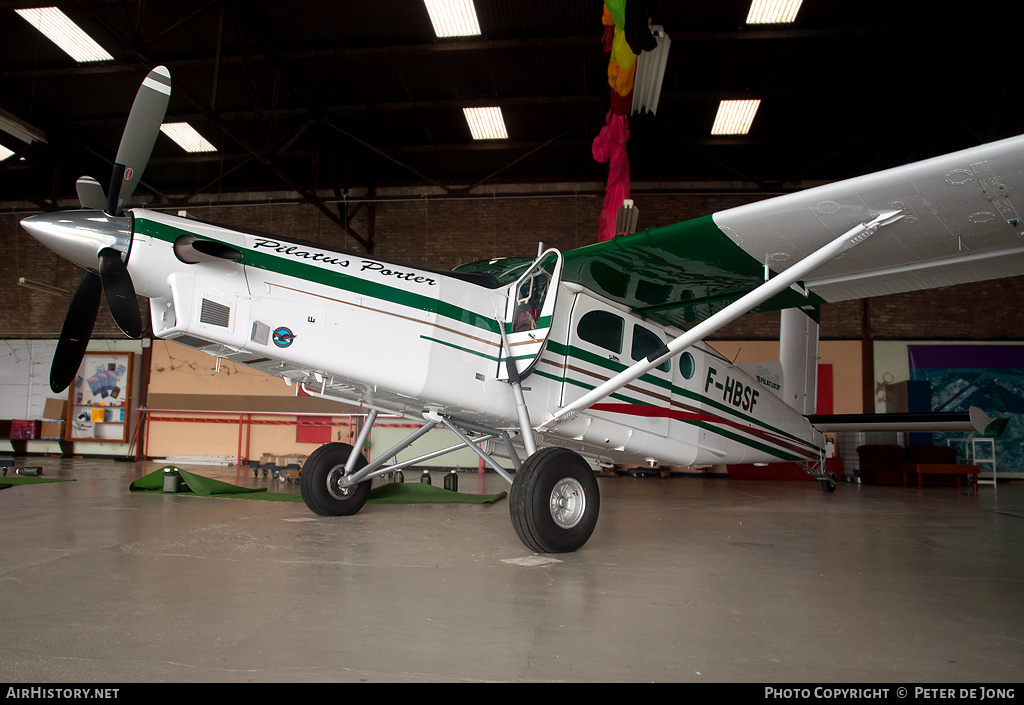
[
  {"x1": 160, "y1": 123, "x2": 217, "y2": 153},
  {"x1": 746, "y1": 0, "x2": 804, "y2": 24},
  {"x1": 711, "y1": 99, "x2": 761, "y2": 135},
  {"x1": 15, "y1": 7, "x2": 113, "y2": 63},
  {"x1": 0, "y1": 145, "x2": 14, "y2": 161},
  {"x1": 424, "y1": 0, "x2": 481, "y2": 38},
  {"x1": 463, "y1": 107, "x2": 508, "y2": 140}
]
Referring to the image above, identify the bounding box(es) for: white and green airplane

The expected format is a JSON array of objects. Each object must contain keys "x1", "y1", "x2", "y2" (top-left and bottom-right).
[{"x1": 21, "y1": 67, "x2": 1018, "y2": 552}]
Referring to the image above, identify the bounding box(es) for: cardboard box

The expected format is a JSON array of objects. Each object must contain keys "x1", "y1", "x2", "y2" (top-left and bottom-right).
[
  {"x1": 43, "y1": 398, "x2": 67, "y2": 421},
  {"x1": 40, "y1": 421, "x2": 65, "y2": 440}
]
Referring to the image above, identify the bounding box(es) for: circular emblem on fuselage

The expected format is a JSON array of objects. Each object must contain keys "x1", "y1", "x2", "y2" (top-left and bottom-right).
[{"x1": 272, "y1": 326, "x2": 296, "y2": 348}]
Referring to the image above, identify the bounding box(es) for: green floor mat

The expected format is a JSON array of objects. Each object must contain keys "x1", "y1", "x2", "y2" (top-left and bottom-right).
[
  {"x1": 368, "y1": 482, "x2": 506, "y2": 505},
  {"x1": 130, "y1": 467, "x2": 269, "y2": 496},
  {"x1": 0, "y1": 476, "x2": 75, "y2": 488},
  {"x1": 129, "y1": 467, "x2": 506, "y2": 505}
]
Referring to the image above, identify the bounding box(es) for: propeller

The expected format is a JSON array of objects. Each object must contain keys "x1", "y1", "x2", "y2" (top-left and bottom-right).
[
  {"x1": 48, "y1": 66, "x2": 171, "y2": 393},
  {"x1": 75, "y1": 176, "x2": 106, "y2": 210},
  {"x1": 50, "y1": 271, "x2": 102, "y2": 394},
  {"x1": 98, "y1": 248, "x2": 143, "y2": 338}
]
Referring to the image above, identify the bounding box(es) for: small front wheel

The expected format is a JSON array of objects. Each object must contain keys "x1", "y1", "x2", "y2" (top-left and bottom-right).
[
  {"x1": 300, "y1": 442, "x2": 371, "y2": 516},
  {"x1": 509, "y1": 447, "x2": 600, "y2": 553}
]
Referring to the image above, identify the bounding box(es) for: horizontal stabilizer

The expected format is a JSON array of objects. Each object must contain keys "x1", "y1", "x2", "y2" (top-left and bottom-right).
[
  {"x1": 970, "y1": 406, "x2": 1009, "y2": 438},
  {"x1": 810, "y1": 407, "x2": 1006, "y2": 437}
]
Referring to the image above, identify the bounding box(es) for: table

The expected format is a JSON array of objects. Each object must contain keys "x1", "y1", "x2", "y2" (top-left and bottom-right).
[{"x1": 900, "y1": 463, "x2": 981, "y2": 491}]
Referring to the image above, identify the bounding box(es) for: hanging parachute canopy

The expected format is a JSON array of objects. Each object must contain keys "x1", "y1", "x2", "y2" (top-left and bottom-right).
[
  {"x1": 602, "y1": 0, "x2": 661, "y2": 109},
  {"x1": 595, "y1": 1, "x2": 661, "y2": 241},
  {"x1": 593, "y1": 110, "x2": 630, "y2": 242}
]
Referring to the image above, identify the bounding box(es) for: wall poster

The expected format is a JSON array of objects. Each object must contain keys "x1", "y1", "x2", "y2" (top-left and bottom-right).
[{"x1": 908, "y1": 345, "x2": 1024, "y2": 475}]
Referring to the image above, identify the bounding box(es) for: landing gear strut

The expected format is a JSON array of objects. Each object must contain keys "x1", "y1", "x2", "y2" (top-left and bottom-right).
[
  {"x1": 802, "y1": 455, "x2": 837, "y2": 493},
  {"x1": 296, "y1": 409, "x2": 602, "y2": 553},
  {"x1": 820, "y1": 473, "x2": 837, "y2": 493}
]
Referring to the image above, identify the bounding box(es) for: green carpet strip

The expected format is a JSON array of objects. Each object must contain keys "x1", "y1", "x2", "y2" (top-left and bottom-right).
[
  {"x1": 130, "y1": 467, "x2": 268, "y2": 497},
  {"x1": 0, "y1": 476, "x2": 75, "y2": 489},
  {"x1": 129, "y1": 467, "x2": 506, "y2": 505},
  {"x1": 367, "y1": 481, "x2": 506, "y2": 505}
]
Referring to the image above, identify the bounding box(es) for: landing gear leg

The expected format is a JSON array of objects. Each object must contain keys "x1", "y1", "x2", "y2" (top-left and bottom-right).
[
  {"x1": 509, "y1": 447, "x2": 600, "y2": 553},
  {"x1": 803, "y1": 454, "x2": 837, "y2": 493}
]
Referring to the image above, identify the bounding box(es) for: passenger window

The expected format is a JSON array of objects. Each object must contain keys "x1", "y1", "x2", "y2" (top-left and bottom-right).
[
  {"x1": 632, "y1": 325, "x2": 670, "y2": 372},
  {"x1": 577, "y1": 310, "x2": 623, "y2": 354},
  {"x1": 679, "y1": 351, "x2": 696, "y2": 379}
]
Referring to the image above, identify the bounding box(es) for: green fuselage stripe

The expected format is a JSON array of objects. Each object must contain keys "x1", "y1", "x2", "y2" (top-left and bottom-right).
[
  {"x1": 543, "y1": 339, "x2": 817, "y2": 456},
  {"x1": 532, "y1": 367, "x2": 808, "y2": 461},
  {"x1": 136, "y1": 217, "x2": 500, "y2": 335},
  {"x1": 139, "y1": 215, "x2": 815, "y2": 460}
]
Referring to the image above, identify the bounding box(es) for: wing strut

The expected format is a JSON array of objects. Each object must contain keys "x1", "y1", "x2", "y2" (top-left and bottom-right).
[{"x1": 539, "y1": 210, "x2": 904, "y2": 431}]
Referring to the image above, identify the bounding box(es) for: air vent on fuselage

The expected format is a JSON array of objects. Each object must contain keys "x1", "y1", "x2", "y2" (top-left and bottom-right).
[
  {"x1": 169, "y1": 334, "x2": 216, "y2": 349},
  {"x1": 200, "y1": 298, "x2": 231, "y2": 328}
]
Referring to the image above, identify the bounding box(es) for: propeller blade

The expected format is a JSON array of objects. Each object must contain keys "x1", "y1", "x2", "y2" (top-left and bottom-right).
[
  {"x1": 97, "y1": 248, "x2": 142, "y2": 338},
  {"x1": 105, "y1": 164, "x2": 126, "y2": 217},
  {"x1": 108, "y1": 65, "x2": 172, "y2": 215},
  {"x1": 50, "y1": 271, "x2": 102, "y2": 393},
  {"x1": 75, "y1": 176, "x2": 106, "y2": 210}
]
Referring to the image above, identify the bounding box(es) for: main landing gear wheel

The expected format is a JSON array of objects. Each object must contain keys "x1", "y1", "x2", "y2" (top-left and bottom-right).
[
  {"x1": 509, "y1": 447, "x2": 600, "y2": 553},
  {"x1": 299, "y1": 442, "x2": 372, "y2": 516}
]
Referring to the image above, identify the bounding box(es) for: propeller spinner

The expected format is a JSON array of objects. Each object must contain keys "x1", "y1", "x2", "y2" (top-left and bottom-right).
[{"x1": 20, "y1": 66, "x2": 171, "y2": 393}]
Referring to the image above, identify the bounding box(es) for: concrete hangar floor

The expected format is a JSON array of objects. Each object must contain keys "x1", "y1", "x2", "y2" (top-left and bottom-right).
[{"x1": 0, "y1": 456, "x2": 1021, "y2": 684}]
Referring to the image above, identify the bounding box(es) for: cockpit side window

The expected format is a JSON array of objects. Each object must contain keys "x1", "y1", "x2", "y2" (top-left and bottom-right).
[
  {"x1": 631, "y1": 324, "x2": 670, "y2": 373},
  {"x1": 577, "y1": 310, "x2": 624, "y2": 354}
]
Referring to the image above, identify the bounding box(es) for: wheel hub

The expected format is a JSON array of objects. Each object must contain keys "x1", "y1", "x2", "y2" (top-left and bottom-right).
[
  {"x1": 327, "y1": 465, "x2": 358, "y2": 500},
  {"x1": 549, "y1": 477, "x2": 586, "y2": 529}
]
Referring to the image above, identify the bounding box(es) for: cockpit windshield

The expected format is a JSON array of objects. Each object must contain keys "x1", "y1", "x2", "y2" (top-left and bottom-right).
[{"x1": 451, "y1": 257, "x2": 535, "y2": 286}]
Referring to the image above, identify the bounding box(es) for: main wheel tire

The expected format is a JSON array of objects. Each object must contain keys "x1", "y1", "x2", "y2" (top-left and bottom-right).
[
  {"x1": 509, "y1": 447, "x2": 600, "y2": 553},
  {"x1": 299, "y1": 442, "x2": 371, "y2": 516}
]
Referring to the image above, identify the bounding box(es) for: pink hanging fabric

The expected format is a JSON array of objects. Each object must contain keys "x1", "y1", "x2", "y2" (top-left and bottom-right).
[{"x1": 592, "y1": 110, "x2": 630, "y2": 242}]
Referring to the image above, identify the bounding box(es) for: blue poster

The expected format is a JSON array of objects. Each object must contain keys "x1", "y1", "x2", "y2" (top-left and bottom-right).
[{"x1": 908, "y1": 345, "x2": 1024, "y2": 474}]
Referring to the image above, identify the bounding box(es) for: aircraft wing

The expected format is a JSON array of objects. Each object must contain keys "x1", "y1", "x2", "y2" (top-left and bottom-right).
[{"x1": 561, "y1": 133, "x2": 1024, "y2": 328}]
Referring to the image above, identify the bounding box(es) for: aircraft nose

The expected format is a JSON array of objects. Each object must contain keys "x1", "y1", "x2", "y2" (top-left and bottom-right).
[{"x1": 20, "y1": 210, "x2": 133, "y2": 270}]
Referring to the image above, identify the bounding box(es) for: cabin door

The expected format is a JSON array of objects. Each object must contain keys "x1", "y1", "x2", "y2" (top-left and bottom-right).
[
  {"x1": 497, "y1": 249, "x2": 562, "y2": 381},
  {"x1": 559, "y1": 292, "x2": 673, "y2": 438}
]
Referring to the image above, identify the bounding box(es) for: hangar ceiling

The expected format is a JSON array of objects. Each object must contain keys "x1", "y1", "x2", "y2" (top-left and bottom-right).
[{"x1": 1, "y1": 1, "x2": 1022, "y2": 220}]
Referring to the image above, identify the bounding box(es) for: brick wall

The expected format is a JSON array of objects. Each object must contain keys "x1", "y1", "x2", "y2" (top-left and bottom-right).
[{"x1": 3, "y1": 194, "x2": 1023, "y2": 342}]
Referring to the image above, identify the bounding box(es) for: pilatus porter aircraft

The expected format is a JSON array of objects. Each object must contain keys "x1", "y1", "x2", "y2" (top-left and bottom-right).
[{"x1": 21, "y1": 67, "x2": 1017, "y2": 552}]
